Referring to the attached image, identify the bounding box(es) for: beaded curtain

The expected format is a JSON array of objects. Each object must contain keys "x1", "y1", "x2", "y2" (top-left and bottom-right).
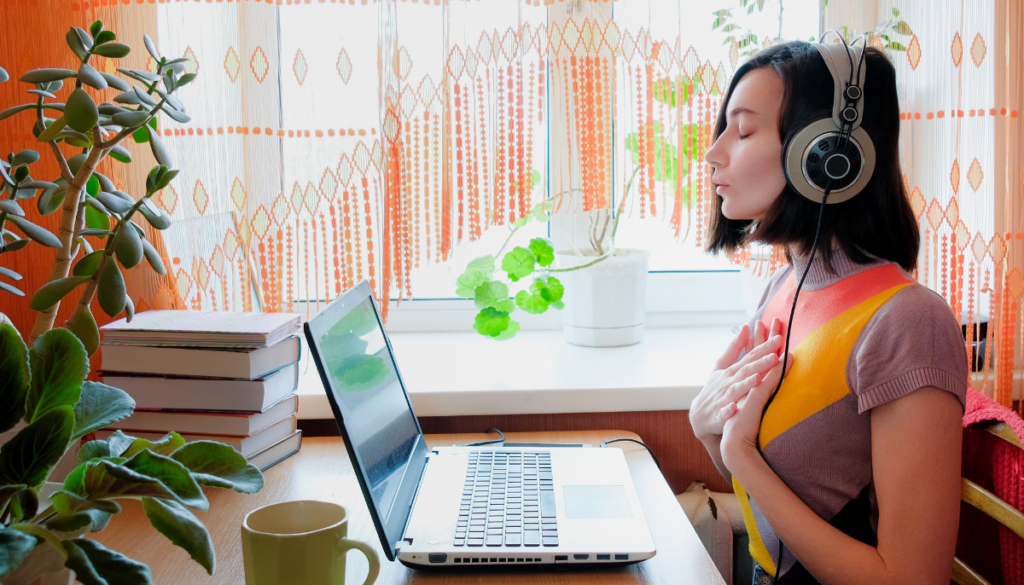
[{"x1": 0, "y1": 1, "x2": 1021, "y2": 411}]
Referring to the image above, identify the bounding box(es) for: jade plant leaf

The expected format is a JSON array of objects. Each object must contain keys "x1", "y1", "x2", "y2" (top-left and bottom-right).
[
  {"x1": 7, "y1": 215, "x2": 61, "y2": 248},
  {"x1": 68, "y1": 304, "x2": 101, "y2": 356},
  {"x1": 473, "y1": 280, "x2": 508, "y2": 311},
  {"x1": 30, "y1": 275, "x2": 91, "y2": 311},
  {"x1": 73, "y1": 250, "x2": 105, "y2": 277},
  {"x1": 169, "y1": 441, "x2": 264, "y2": 494},
  {"x1": 97, "y1": 258, "x2": 126, "y2": 317},
  {"x1": 141, "y1": 239, "x2": 166, "y2": 275},
  {"x1": 501, "y1": 247, "x2": 535, "y2": 282},
  {"x1": 115, "y1": 220, "x2": 144, "y2": 268},
  {"x1": 72, "y1": 381, "x2": 135, "y2": 442},
  {"x1": 0, "y1": 406, "x2": 74, "y2": 488},
  {"x1": 143, "y1": 497, "x2": 215, "y2": 574},
  {"x1": 26, "y1": 328, "x2": 88, "y2": 423},
  {"x1": 63, "y1": 538, "x2": 154, "y2": 585},
  {"x1": 0, "y1": 324, "x2": 29, "y2": 434},
  {"x1": 0, "y1": 526, "x2": 38, "y2": 578},
  {"x1": 65, "y1": 88, "x2": 99, "y2": 134}
]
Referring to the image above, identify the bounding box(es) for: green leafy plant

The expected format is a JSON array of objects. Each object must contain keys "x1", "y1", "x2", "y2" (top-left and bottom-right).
[
  {"x1": 837, "y1": 8, "x2": 914, "y2": 54},
  {"x1": 0, "y1": 20, "x2": 192, "y2": 351},
  {"x1": 0, "y1": 324, "x2": 264, "y2": 584}
]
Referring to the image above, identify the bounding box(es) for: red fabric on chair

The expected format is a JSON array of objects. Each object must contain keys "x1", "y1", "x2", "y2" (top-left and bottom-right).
[{"x1": 956, "y1": 387, "x2": 1024, "y2": 585}]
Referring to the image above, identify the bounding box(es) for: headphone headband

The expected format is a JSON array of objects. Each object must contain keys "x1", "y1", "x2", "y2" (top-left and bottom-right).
[{"x1": 812, "y1": 41, "x2": 867, "y2": 131}]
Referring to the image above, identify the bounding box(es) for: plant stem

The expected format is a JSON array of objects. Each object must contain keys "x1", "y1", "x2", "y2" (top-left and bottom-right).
[
  {"x1": 32, "y1": 505, "x2": 56, "y2": 526},
  {"x1": 547, "y1": 252, "x2": 613, "y2": 273},
  {"x1": 12, "y1": 523, "x2": 66, "y2": 556}
]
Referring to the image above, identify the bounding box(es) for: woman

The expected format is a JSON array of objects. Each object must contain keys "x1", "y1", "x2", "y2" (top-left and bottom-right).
[{"x1": 691, "y1": 41, "x2": 968, "y2": 585}]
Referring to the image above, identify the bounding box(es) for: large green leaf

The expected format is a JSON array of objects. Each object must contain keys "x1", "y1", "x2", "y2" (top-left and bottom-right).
[
  {"x1": 63, "y1": 538, "x2": 154, "y2": 585},
  {"x1": 7, "y1": 215, "x2": 60, "y2": 248},
  {"x1": 51, "y1": 489, "x2": 121, "y2": 516},
  {"x1": 170, "y1": 441, "x2": 264, "y2": 494},
  {"x1": 492, "y1": 320, "x2": 522, "y2": 341},
  {"x1": 46, "y1": 507, "x2": 113, "y2": 533},
  {"x1": 528, "y1": 238, "x2": 555, "y2": 267},
  {"x1": 473, "y1": 281, "x2": 509, "y2": 311},
  {"x1": 142, "y1": 497, "x2": 215, "y2": 574},
  {"x1": 98, "y1": 258, "x2": 126, "y2": 317},
  {"x1": 540, "y1": 276, "x2": 564, "y2": 303},
  {"x1": 65, "y1": 89, "x2": 99, "y2": 134},
  {"x1": 30, "y1": 276, "x2": 91, "y2": 311},
  {"x1": 85, "y1": 205, "x2": 110, "y2": 231},
  {"x1": 122, "y1": 432, "x2": 184, "y2": 459},
  {"x1": 0, "y1": 526, "x2": 37, "y2": 578},
  {"x1": 455, "y1": 268, "x2": 488, "y2": 298},
  {"x1": 19, "y1": 68, "x2": 78, "y2": 84},
  {"x1": 26, "y1": 328, "x2": 88, "y2": 423},
  {"x1": 501, "y1": 247, "x2": 536, "y2": 282},
  {"x1": 37, "y1": 182, "x2": 67, "y2": 216},
  {"x1": 515, "y1": 289, "x2": 549, "y2": 315},
  {"x1": 115, "y1": 221, "x2": 144, "y2": 269},
  {"x1": 104, "y1": 430, "x2": 138, "y2": 458},
  {"x1": 73, "y1": 250, "x2": 105, "y2": 277},
  {"x1": 472, "y1": 307, "x2": 510, "y2": 338},
  {"x1": 72, "y1": 381, "x2": 135, "y2": 442},
  {"x1": 71, "y1": 449, "x2": 208, "y2": 511},
  {"x1": 0, "y1": 485, "x2": 27, "y2": 519},
  {"x1": 0, "y1": 406, "x2": 74, "y2": 487},
  {"x1": 76, "y1": 440, "x2": 112, "y2": 466},
  {"x1": 0, "y1": 324, "x2": 29, "y2": 433}
]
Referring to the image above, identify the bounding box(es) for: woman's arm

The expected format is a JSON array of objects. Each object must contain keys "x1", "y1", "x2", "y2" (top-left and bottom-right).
[{"x1": 723, "y1": 386, "x2": 962, "y2": 585}]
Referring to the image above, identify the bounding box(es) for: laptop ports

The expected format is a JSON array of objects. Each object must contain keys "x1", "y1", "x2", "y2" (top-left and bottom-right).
[{"x1": 574, "y1": 554, "x2": 589, "y2": 560}]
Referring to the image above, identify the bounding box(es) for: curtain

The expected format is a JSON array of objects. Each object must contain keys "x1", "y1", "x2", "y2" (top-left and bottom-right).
[{"x1": 0, "y1": 0, "x2": 1020, "y2": 410}]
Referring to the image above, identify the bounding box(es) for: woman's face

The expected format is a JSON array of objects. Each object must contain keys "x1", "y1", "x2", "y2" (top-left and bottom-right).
[{"x1": 704, "y1": 67, "x2": 787, "y2": 221}]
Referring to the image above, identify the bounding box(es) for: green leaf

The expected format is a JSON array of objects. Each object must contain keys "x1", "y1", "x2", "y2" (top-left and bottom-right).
[
  {"x1": 29, "y1": 275, "x2": 90, "y2": 311},
  {"x1": 123, "y1": 432, "x2": 185, "y2": 459},
  {"x1": 143, "y1": 35, "x2": 160, "y2": 61},
  {"x1": 501, "y1": 246, "x2": 536, "y2": 281},
  {"x1": 892, "y1": 20, "x2": 913, "y2": 35},
  {"x1": 141, "y1": 239, "x2": 166, "y2": 275},
  {"x1": 76, "y1": 440, "x2": 111, "y2": 465},
  {"x1": 67, "y1": 153, "x2": 88, "y2": 176},
  {"x1": 38, "y1": 183, "x2": 67, "y2": 216},
  {"x1": 1, "y1": 239, "x2": 29, "y2": 253},
  {"x1": 111, "y1": 110, "x2": 150, "y2": 128},
  {"x1": 0, "y1": 526, "x2": 38, "y2": 578},
  {"x1": 161, "y1": 106, "x2": 191, "y2": 125},
  {"x1": 515, "y1": 289, "x2": 549, "y2": 315},
  {"x1": 0, "y1": 266, "x2": 22, "y2": 280},
  {"x1": 89, "y1": 20, "x2": 104, "y2": 38},
  {"x1": 36, "y1": 115, "x2": 67, "y2": 142},
  {"x1": 99, "y1": 72, "x2": 129, "y2": 92},
  {"x1": 178, "y1": 73, "x2": 197, "y2": 86},
  {"x1": 473, "y1": 280, "x2": 509, "y2": 310},
  {"x1": 77, "y1": 64, "x2": 108, "y2": 90},
  {"x1": 109, "y1": 145, "x2": 132, "y2": 163},
  {"x1": 0, "y1": 199, "x2": 24, "y2": 217},
  {"x1": 105, "y1": 430, "x2": 137, "y2": 458},
  {"x1": 26, "y1": 327, "x2": 88, "y2": 423},
  {"x1": 70, "y1": 451, "x2": 208, "y2": 511},
  {"x1": 95, "y1": 31, "x2": 116, "y2": 46},
  {"x1": 492, "y1": 320, "x2": 522, "y2": 341},
  {"x1": 143, "y1": 497, "x2": 215, "y2": 574},
  {"x1": 528, "y1": 238, "x2": 555, "y2": 267},
  {"x1": 63, "y1": 538, "x2": 154, "y2": 585},
  {"x1": 455, "y1": 269, "x2": 488, "y2": 298},
  {"x1": 885, "y1": 42, "x2": 908, "y2": 51},
  {"x1": 540, "y1": 276, "x2": 564, "y2": 303},
  {"x1": 73, "y1": 381, "x2": 135, "y2": 442},
  {"x1": 7, "y1": 216, "x2": 59, "y2": 248},
  {"x1": 0, "y1": 280, "x2": 25, "y2": 295},
  {"x1": 148, "y1": 128, "x2": 173, "y2": 168},
  {"x1": 67, "y1": 305, "x2": 99, "y2": 358},
  {"x1": 91, "y1": 42, "x2": 131, "y2": 59},
  {"x1": 467, "y1": 255, "x2": 495, "y2": 275},
  {"x1": 11, "y1": 149, "x2": 40, "y2": 166},
  {"x1": 0, "y1": 406, "x2": 74, "y2": 487},
  {"x1": 19, "y1": 68, "x2": 78, "y2": 84},
  {"x1": 153, "y1": 169, "x2": 179, "y2": 192},
  {"x1": 73, "y1": 250, "x2": 105, "y2": 277},
  {"x1": 0, "y1": 104, "x2": 38, "y2": 122},
  {"x1": 95, "y1": 191, "x2": 131, "y2": 215},
  {"x1": 0, "y1": 485, "x2": 27, "y2": 519},
  {"x1": 98, "y1": 257, "x2": 126, "y2": 318},
  {"x1": 472, "y1": 307, "x2": 510, "y2": 338},
  {"x1": 0, "y1": 66, "x2": 7, "y2": 83},
  {"x1": 114, "y1": 221, "x2": 144, "y2": 269},
  {"x1": 51, "y1": 489, "x2": 121, "y2": 516},
  {"x1": 0, "y1": 324, "x2": 29, "y2": 434},
  {"x1": 86, "y1": 174, "x2": 100, "y2": 197},
  {"x1": 65, "y1": 88, "x2": 99, "y2": 134},
  {"x1": 137, "y1": 203, "x2": 171, "y2": 230},
  {"x1": 132, "y1": 117, "x2": 158, "y2": 144},
  {"x1": 46, "y1": 508, "x2": 113, "y2": 533},
  {"x1": 85, "y1": 205, "x2": 110, "y2": 231}
]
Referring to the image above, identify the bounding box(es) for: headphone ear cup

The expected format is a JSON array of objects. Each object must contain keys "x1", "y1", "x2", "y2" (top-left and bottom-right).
[{"x1": 783, "y1": 118, "x2": 876, "y2": 204}]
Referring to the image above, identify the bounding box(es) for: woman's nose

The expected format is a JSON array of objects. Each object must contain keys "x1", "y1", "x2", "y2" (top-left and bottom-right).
[{"x1": 705, "y1": 138, "x2": 725, "y2": 168}]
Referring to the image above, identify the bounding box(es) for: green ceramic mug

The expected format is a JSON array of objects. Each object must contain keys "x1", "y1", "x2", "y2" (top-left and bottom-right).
[{"x1": 241, "y1": 500, "x2": 380, "y2": 585}]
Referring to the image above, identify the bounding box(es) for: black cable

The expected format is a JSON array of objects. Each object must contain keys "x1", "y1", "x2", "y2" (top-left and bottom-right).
[
  {"x1": 600, "y1": 438, "x2": 662, "y2": 472},
  {"x1": 460, "y1": 427, "x2": 506, "y2": 447}
]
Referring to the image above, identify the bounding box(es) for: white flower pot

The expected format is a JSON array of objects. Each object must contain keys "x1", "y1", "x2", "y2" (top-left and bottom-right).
[
  {"x1": 3, "y1": 483, "x2": 78, "y2": 585},
  {"x1": 554, "y1": 248, "x2": 650, "y2": 347}
]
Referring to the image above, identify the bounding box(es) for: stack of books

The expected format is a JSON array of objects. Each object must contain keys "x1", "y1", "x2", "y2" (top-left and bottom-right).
[{"x1": 97, "y1": 310, "x2": 304, "y2": 472}]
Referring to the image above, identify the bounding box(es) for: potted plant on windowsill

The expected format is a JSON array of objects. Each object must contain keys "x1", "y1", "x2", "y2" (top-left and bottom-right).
[{"x1": 455, "y1": 76, "x2": 702, "y2": 347}]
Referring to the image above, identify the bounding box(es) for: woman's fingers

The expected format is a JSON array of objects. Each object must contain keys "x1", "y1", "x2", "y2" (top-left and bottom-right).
[
  {"x1": 733, "y1": 351, "x2": 779, "y2": 381},
  {"x1": 726, "y1": 334, "x2": 783, "y2": 376},
  {"x1": 714, "y1": 324, "x2": 750, "y2": 370}
]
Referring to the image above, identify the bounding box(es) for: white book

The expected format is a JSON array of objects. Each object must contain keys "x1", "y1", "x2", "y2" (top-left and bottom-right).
[
  {"x1": 100, "y1": 336, "x2": 300, "y2": 380},
  {"x1": 107, "y1": 395, "x2": 298, "y2": 437},
  {"x1": 247, "y1": 430, "x2": 303, "y2": 472},
  {"x1": 100, "y1": 310, "x2": 301, "y2": 349},
  {"x1": 101, "y1": 362, "x2": 299, "y2": 412},
  {"x1": 95, "y1": 415, "x2": 298, "y2": 458}
]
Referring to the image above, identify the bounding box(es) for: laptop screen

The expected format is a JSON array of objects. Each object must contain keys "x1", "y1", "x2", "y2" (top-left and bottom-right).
[{"x1": 304, "y1": 281, "x2": 427, "y2": 560}]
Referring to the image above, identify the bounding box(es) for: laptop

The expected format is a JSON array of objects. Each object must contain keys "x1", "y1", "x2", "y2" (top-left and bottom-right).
[{"x1": 303, "y1": 280, "x2": 656, "y2": 568}]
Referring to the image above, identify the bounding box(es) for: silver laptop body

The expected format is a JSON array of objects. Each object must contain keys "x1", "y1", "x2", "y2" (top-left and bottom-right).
[{"x1": 304, "y1": 281, "x2": 656, "y2": 568}]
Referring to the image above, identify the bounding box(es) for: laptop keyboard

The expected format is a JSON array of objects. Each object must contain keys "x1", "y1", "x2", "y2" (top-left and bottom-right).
[{"x1": 455, "y1": 450, "x2": 558, "y2": 547}]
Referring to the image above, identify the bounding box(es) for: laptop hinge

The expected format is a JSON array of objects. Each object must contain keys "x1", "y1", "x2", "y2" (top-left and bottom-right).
[{"x1": 395, "y1": 445, "x2": 436, "y2": 552}]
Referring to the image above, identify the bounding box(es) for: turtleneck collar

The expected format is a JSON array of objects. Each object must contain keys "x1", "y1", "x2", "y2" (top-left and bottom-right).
[{"x1": 788, "y1": 248, "x2": 891, "y2": 291}]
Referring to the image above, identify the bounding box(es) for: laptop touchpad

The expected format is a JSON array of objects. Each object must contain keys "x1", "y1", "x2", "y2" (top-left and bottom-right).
[{"x1": 563, "y1": 485, "x2": 633, "y2": 519}]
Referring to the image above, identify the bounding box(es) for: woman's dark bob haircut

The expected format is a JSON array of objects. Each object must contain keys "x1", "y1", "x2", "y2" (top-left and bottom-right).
[{"x1": 705, "y1": 41, "x2": 919, "y2": 273}]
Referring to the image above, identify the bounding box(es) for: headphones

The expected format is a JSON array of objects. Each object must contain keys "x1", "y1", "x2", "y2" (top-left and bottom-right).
[
  {"x1": 782, "y1": 35, "x2": 875, "y2": 204},
  {"x1": 759, "y1": 33, "x2": 873, "y2": 584}
]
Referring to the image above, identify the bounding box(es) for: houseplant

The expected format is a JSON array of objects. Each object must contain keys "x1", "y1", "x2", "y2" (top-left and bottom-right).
[
  {"x1": 0, "y1": 324, "x2": 265, "y2": 585},
  {"x1": 0, "y1": 20, "x2": 190, "y2": 352},
  {"x1": 455, "y1": 77, "x2": 701, "y2": 346}
]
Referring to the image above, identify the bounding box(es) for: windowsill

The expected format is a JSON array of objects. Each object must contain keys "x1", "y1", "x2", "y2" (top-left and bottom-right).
[{"x1": 296, "y1": 326, "x2": 737, "y2": 419}]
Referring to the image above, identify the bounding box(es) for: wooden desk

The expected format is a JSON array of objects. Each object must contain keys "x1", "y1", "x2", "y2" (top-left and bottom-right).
[{"x1": 92, "y1": 431, "x2": 725, "y2": 584}]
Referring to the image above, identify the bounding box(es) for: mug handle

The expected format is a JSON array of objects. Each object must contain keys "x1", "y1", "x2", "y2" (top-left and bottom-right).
[{"x1": 338, "y1": 539, "x2": 380, "y2": 585}]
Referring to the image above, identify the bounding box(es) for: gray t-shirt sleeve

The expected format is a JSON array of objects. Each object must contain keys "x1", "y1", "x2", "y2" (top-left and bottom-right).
[{"x1": 848, "y1": 284, "x2": 969, "y2": 414}]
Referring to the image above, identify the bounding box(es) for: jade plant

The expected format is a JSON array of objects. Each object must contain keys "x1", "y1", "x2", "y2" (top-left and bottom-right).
[
  {"x1": 0, "y1": 324, "x2": 264, "y2": 584},
  {"x1": 0, "y1": 20, "x2": 191, "y2": 350}
]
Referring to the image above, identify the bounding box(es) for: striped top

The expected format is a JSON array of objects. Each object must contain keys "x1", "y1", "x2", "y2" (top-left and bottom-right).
[{"x1": 736, "y1": 251, "x2": 968, "y2": 584}]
